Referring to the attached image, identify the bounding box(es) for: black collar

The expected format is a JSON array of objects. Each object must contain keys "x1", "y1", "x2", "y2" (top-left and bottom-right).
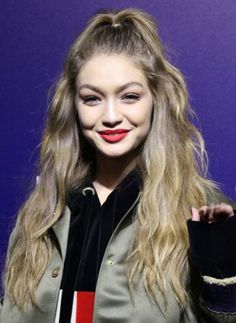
[{"x1": 67, "y1": 169, "x2": 142, "y2": 217}]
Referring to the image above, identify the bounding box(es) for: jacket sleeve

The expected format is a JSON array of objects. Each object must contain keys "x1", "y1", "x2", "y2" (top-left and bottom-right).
[
  {"x1": 186, "y1": 189, "x2": 236, "y2": 322},
  {"x1": 187, "y1": 192, "x2": 236, "y2": 323}
]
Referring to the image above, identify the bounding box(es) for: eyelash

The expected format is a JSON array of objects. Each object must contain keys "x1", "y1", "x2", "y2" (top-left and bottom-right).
[
  {"x1": 123, "y1": 94, "x2": 140, "y2": 102},
  {"x1": 81, "y1": 94, "x2": 141, "y2": 105},
  {"x1": 82, "y1": 96, "x2": 99, "y2": 105}
]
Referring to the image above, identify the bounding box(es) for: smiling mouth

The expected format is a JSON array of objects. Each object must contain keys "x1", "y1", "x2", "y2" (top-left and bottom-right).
[{"x1": 98, "y1": 129, "x2": 130, "y2": 143}]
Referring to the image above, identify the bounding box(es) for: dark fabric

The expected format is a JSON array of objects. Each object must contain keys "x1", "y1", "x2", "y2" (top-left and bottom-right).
[
  {"x1": 202, "y1": 282, "x2": 236, "y2": 314},
  {"x1": 187, "y1": 214, "x2": 236, "y2": 278},
  {"x1": 58, "y1": 170, "x2": 141, "y2": 323},
  {"x1": 188, "y1": 213, "x2": 236, "y2": 314}
]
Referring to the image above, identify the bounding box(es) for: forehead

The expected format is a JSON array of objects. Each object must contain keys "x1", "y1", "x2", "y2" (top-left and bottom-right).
[{"x1": 77, "y1": 54, "x2": 148, "y2": 88}]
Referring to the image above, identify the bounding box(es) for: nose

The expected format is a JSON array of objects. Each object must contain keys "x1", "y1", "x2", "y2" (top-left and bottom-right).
[{"x1": 101, "y1": 99, "x2": 122, "y2": 126}]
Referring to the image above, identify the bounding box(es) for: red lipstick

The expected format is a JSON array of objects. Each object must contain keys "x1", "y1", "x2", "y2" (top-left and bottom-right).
[{"x1": 98, "y1": 129, "x2": 130, "y2": 143}]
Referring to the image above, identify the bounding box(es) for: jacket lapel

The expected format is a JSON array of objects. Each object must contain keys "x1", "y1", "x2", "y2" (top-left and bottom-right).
[{"x1": 52, "y1": 206, "x2": 71, "y2": 261}]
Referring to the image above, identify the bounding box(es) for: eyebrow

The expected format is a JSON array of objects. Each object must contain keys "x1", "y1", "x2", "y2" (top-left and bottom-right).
[{"x1": 78, "y1": 81, "x2": 144, "y2": 95}]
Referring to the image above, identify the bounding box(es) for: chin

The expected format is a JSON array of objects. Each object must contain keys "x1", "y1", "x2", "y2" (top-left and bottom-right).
[
  {"x1": 100, "y1": 152, "x2": 128, "y2": 159},
  {"x1": 98, "y1": 147, "x2": 138, "y2": 161}
]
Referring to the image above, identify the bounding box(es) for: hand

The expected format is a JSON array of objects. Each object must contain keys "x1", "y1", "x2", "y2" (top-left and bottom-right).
[{"x1": 191, "y1": 203, "x2": 234, "y2": 223}]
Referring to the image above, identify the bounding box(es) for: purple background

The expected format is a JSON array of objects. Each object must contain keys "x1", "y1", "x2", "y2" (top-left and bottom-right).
[{"x1": 1, "y1": 0, "x2": 236, "y2": 286}]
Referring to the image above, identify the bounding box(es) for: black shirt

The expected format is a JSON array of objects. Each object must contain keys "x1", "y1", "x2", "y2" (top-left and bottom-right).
[{"x1": 58, "y1": 170, "x2": 141, "y2": 322}]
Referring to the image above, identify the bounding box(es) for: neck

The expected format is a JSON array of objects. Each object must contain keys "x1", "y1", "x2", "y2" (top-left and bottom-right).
[{"x1": 94, "y1": 154, "x2": 137, "y2": 190}]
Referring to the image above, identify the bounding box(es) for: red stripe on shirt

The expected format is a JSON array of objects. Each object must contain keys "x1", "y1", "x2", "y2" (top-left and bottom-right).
[{"x1": 76, "y1": 291, "x2": 95, "y2": 323}]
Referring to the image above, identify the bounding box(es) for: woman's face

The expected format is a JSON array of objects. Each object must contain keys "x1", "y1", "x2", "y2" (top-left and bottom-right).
[{"x1": 76, "y1": 53, "x2": 153, "y2": 163}]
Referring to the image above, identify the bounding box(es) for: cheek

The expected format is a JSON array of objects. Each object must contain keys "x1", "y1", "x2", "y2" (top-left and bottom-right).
[
  {"x1": 130, "y1": 103, "x2": 153, "y2": 128},
  {"x1": 77, "y1": 107, "x2": 98, "y2": 130},
  {"x1": 137, "y1": 105, "x2": 153, "y2": 136}
]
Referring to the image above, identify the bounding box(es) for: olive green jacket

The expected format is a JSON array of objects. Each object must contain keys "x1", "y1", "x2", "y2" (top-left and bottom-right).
[{"x1": 1, "y1": 192, "x2": 236, "y2": 323}]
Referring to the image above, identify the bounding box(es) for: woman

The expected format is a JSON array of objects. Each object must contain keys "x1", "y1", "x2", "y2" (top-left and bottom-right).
[{"x1": 1, "y1": 8, "x2": 236, "y2": 323}]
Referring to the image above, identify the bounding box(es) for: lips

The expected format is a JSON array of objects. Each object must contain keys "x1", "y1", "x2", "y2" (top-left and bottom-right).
[
  {"x1": 98, "y1": 129, "x2": 129, "y2": 134},
  {"x1": 98, "y1": 129, "x2": 130, "y2": 143}
]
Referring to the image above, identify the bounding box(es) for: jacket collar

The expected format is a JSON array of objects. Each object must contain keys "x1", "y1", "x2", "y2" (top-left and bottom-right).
[{"x1": 52, "y1": 169, "x2": 142, "y2": 260}]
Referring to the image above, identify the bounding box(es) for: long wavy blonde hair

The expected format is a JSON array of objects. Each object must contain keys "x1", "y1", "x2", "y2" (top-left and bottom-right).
[{"x1": 4, "y1": 8, "x2": 216, "y2": 310}]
